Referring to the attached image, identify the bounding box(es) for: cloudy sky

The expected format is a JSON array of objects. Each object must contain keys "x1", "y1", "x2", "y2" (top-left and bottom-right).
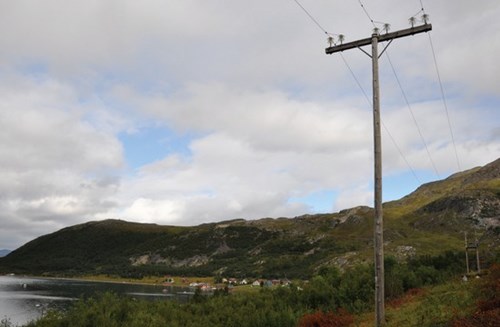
[{"x1": 1, "y1": 0, "x2": 499, "y2": 250}]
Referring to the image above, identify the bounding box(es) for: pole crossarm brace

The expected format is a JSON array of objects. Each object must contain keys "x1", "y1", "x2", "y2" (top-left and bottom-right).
[{"x1": 325, "y1": 24, "x2": 432, "y2": 54}]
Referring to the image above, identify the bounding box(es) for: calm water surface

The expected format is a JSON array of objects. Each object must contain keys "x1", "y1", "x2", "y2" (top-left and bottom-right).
[{"x1": 0, "y1": 275, "x2": 192, "y2": 326}]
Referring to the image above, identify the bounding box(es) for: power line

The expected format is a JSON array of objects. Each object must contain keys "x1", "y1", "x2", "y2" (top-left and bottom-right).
[
  {"x1": 355, "y1": 0, "x2": 447, "y2": 178},
  {"x1": 410, "y1": 8, "x2": 424, "y2": 19},
  {"x1": 291, "y1": 0, "x2": 422, "y2": 184},
  {"x1": 418, "y1": 0, "x2": 461, "y2": 172},
  {"x1": 341, "y1": 54, "x2": 422, "y2": 184},
  {"x1": 385, "y1": 51, "x2": 440, "y2": 178},
  {"x1": 419, "y1": 0, "x2": 426, "y2": 13},
  {"x1": 340, "y1": 54, "x2": 369, "y2": 102},
  {"x1": 357, "y1": 0, "x2": 376, "y2": 27},
  {"x1": 427, "y1": 33, "x2": 461, "y2": 171},
  {"x1": 292, "y1": 0, "x2": 329, "y2": 36},
  {"x1": 357, "y1": 0, "x2": 390, "y2": 28}
]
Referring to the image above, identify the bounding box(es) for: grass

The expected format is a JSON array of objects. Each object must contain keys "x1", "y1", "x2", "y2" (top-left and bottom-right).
[
  {"x1": 355, "y1": 278, "x2": 478, "y2": 327},
  {"x1": 64, "y1": 274, "x2": 263, "y2": 294},
  {"x1": 78, "y1": 274, "x2": 214, "y2": 287},
  {"x1": 229, "y1": 284, "x2": 263, "y2": 294}
]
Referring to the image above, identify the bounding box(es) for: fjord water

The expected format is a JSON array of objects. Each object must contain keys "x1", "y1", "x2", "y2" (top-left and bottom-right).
[{"x1": 0, "y1": 275, "x2": 187, "y2": 326}]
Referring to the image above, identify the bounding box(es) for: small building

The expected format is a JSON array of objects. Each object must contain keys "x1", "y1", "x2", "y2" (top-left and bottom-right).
[{"x1": 163, "y1": 277, "x2": 175, "y2": 285}]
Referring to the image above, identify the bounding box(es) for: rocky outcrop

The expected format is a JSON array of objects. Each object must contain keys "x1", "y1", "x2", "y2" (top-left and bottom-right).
[
  {"x1": 414, "y1": 189, "x2": 500, "y2": 230},
  {"x1": 130, "y1": 254, "x2": 209, "y2": 267}
]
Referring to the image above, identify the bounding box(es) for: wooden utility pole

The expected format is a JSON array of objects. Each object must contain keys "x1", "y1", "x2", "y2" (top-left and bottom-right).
[
  {"x1": 325, "y1": 23, "x2": 432, "y2": 326},
  {"x1": 464, "y1": 232, "x2": 481, "y2": 275},
  {"x1": 465, "y1": 232, "x2": 470, "y2": 274}
]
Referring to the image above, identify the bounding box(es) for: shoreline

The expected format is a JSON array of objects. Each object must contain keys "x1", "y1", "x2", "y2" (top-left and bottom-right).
[{"x1": 3, "y1": 273, "x2": 215, "y2": 288}]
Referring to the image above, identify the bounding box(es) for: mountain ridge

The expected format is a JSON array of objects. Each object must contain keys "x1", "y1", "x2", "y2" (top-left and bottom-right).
[{"x1": 1, "y1": 158, "x2": 499, "y2": 278}]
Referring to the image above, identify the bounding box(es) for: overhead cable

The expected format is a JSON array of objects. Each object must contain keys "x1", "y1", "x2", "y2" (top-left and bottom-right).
[
  {"x1": 385, "y1": 52, "x2": 440, "y2": 178},
  {"x1": 291, "y1": 0, "x2": 422, "y2": 183},
  {"x1": 418, "y1": 0, "x2": 462, "y2": 171}
]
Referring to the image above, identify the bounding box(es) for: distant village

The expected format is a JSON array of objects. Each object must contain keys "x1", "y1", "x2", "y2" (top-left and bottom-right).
[{"x1": 162, "y1": 276, "x2": 294, "y2": 292}]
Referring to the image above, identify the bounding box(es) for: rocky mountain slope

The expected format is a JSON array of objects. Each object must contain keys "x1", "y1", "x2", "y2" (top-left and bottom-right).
[{"x1": 1, "y1": 158, "x2": 499, "y2": 278}]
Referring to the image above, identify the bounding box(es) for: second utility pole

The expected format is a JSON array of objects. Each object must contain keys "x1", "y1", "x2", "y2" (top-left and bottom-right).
[{"x1": 325, "y1": 23, "x2": 432, "y2": 326}]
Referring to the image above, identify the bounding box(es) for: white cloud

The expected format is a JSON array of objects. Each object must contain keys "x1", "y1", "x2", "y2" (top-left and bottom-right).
[
  {"x1": 119, "y1": 197, "x2": 184, "y2": 224},
  {"x1": 123, "y1": 83, "x2": 374, "y2": 154},
  {"x1": 0, "y1": 74, "x2": 123, "y2": 248},
  {"x1": 105, "y1": 127, "x2": 374, "y2": 226},
  {"x1": 333, "y1": 184, "x2": 373, "y2": 212},
  {"x1": 0, "y1": 0, "x2": 498, "y2": 249}
]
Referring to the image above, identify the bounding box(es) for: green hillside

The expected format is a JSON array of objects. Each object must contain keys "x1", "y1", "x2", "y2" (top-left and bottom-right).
[{"x1": 1, "y1": 158, "x2": 499, "y2": 278}]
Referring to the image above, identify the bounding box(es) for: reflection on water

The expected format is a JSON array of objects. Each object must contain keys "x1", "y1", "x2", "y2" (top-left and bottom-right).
[{"x1": 0, "y1": 275, "x2": 192, "y2": 326}]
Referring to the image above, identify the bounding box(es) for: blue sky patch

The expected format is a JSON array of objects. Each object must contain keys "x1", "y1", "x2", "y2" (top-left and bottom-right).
[
  {"x1": 119, "y1": 126, "x2": 193, "y2": 170},
  {"x1": 289, "y1": 189, "x2": 338, "y2": 213}
]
